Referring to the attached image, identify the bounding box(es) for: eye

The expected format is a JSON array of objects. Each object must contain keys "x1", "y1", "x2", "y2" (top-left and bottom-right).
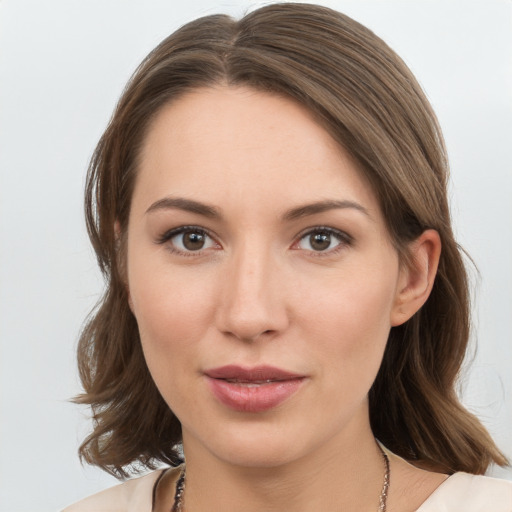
[
  {"x1": 295, "y1": 228, "x2": 351, "y2": 253},
  {"x1": 157, "y1": 226, "x2": 219, "y2": 254}
]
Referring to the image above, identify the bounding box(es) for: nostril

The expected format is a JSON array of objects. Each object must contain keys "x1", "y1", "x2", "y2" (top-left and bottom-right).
[{"x1": 230, "y1": 328, "x2": 278, "y2": 343}]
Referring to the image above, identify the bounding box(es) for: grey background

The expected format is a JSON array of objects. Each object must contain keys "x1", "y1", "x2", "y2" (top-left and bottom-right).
[{"x1": 1, "y1": 1, "x2": 511, "y2": 510}]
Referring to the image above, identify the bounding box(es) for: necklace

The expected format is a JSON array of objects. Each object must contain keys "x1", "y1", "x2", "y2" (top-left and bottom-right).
[{"x1": 170, "y1": 445, "x2": 390, "y2": 511}]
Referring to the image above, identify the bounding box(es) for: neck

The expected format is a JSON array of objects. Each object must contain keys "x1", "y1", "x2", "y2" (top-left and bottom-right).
[{"x1": 180, "y1": 423, "x2": 387, "y2": 512}]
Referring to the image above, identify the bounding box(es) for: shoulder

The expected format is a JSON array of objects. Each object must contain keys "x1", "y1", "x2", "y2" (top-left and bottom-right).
[
  {"x1": 417, "y1": 472, "x2": 512, "y2": 511},
  {"x1": 61, "y1": 470, "x2": 164, "y2": 512}
]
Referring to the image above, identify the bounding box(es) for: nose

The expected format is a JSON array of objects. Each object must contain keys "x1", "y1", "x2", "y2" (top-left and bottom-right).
[{"x1": 215, "y1": 245, "x2": 289, "y2": 342}]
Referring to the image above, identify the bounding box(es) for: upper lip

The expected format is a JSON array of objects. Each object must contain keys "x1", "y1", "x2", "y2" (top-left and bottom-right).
[{"x1": 204, "y1": 365, "x2": 304, "y2": 382}]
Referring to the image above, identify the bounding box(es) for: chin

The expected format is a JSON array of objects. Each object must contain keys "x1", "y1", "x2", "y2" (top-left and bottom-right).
[
  {"x1": 183, "y1": 414, "x2": 346, "y2": 471},
  {"x1": 216, "y1": 439, "x2": 307, "y2": 469}
]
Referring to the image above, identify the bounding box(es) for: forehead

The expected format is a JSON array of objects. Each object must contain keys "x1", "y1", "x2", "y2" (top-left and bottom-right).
[{"x1": 134, "y1": 85, "x2": 380, "y2": 219}]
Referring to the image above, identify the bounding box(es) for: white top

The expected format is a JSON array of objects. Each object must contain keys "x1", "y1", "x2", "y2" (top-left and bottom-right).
[
  {"x1": 62, "y1": 469, "x2": 512, "y2": 512},
  {"x1": 416, "y1": 472, "x2": 512, "y2": 511}
]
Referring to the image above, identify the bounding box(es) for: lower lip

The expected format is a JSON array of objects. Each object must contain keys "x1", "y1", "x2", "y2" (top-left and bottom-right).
[{"x1": 206, "y1": 376, "x2": 305, "y2": 413}]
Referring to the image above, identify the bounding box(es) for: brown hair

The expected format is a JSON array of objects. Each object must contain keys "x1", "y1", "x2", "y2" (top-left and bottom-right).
[{"x1": 76, "y1": 2, "x2": 507, "y2": 478}]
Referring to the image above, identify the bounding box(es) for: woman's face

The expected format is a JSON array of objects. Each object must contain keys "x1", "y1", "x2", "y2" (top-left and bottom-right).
[{"x1": 126, "y1": 86, "x2": 408, "y2": 468}]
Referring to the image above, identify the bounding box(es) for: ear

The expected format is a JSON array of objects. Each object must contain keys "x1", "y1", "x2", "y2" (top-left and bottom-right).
[
  {"x1": 391, "y1": 229, "x2": 441, "y2": 327},
  {"x1": 114, "y1": 220, "x2": 134, "y2": 313}
]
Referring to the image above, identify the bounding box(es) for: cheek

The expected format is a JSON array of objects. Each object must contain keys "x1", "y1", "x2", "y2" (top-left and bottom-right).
[
  {"x1": 127, "y1": 254, "x2": 218, "y2": 377},
  {"x1": 129, "y1": 266, "x2": 221, "y2": 419},
  {"x1": 300, "y1": 264, "x2": 397, "y2": 384}
]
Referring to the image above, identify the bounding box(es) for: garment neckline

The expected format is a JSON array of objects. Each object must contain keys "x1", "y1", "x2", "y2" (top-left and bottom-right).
[
  {"x1": 151, "y1": 460, "x2": 461, "y2": 511},
  {"x1": 378, "y1": 443, "x2": 459, "y2": 510},
  {"x1": 414, "y1": 472, "x2": 458, "y2": 509}
]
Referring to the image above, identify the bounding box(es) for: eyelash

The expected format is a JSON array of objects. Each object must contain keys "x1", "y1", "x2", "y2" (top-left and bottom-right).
[
  {"x1": 156, "y1": 225, "x2": 219, "y2": 257},
  {"x1": 292, "y1": 226, "x2": 353, "y2": 256},
  {"x1": 156, "y1": 225, "x2": 353, "y2": 257}
]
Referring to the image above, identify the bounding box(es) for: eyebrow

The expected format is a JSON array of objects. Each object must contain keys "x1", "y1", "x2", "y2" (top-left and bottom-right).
[
  {"x1": 146, "y1": 197, "x2": 221, "y2": 218},
  {"x1": 283, "y1": 199, "x2": 369, "y2": 221},
  {"x1": 145, "y1": 196, "x2": 369, "y2": 221}
]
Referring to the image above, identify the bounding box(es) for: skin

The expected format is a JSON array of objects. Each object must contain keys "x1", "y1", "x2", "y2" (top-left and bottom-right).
[{"x1": 126, "y1": 86, "x2": 444, "y2": 511}]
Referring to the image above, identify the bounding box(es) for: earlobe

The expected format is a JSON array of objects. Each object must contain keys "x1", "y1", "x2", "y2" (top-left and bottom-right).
[{"x1": 391, "y1": 229, "x2": 441, "y2": 326}]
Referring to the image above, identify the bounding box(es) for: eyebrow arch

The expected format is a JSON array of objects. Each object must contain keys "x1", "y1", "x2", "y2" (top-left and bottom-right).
[
  {"x1": 145, "y1": 197, "x2": 221, "y2": 219},
  {"x1": 283, "y1": 200, "x2": 369, "y2": 221},
  {"x1": 145, "y1": 197, "x2": 368, "y2": 221}
]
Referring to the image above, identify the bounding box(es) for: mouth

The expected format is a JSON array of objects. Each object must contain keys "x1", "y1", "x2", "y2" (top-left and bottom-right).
[
  {"x1": 220, "y1": 379, "x2": 284, "y2": 386},
  {"x1": 204, "y1": 365, "x2": 306, "y2": 412}
]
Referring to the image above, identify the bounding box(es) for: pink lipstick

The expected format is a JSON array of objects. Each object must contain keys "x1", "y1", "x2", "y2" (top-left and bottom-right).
[{"x1": 204, "y1": 365, "x2": 305, "y2": 413}]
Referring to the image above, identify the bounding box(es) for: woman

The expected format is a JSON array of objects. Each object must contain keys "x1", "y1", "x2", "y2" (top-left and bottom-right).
[{"x1": 64, "y1": 3, "x2": 511, "y2": 511}]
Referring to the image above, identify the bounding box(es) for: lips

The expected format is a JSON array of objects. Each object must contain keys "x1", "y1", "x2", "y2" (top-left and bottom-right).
[{"x1": 204, "y1": 365, "x2": 306, "y2": 413}]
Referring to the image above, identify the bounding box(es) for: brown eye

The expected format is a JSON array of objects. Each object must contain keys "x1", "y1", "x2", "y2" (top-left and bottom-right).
[
  {"x1": 309, "y1": 232, "x2": 331, "y2": 251},
  {"x1": 182, "y1": 231, "x2": 207, "y2": 250},
  {"x1": 163, "y1": 227, "x2": 217, "y2": 253},
  {"x1": 296, "y1": 228, "x2": 350, "y2": 253}
]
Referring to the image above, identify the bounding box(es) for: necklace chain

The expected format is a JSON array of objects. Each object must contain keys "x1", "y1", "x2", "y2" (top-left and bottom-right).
[
  {"x1": 171, "y1": 445, "x2": 390, "y2": 512},
  {"x1": 378, "y1": 444, "x2": 390, "y2": 512}
]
